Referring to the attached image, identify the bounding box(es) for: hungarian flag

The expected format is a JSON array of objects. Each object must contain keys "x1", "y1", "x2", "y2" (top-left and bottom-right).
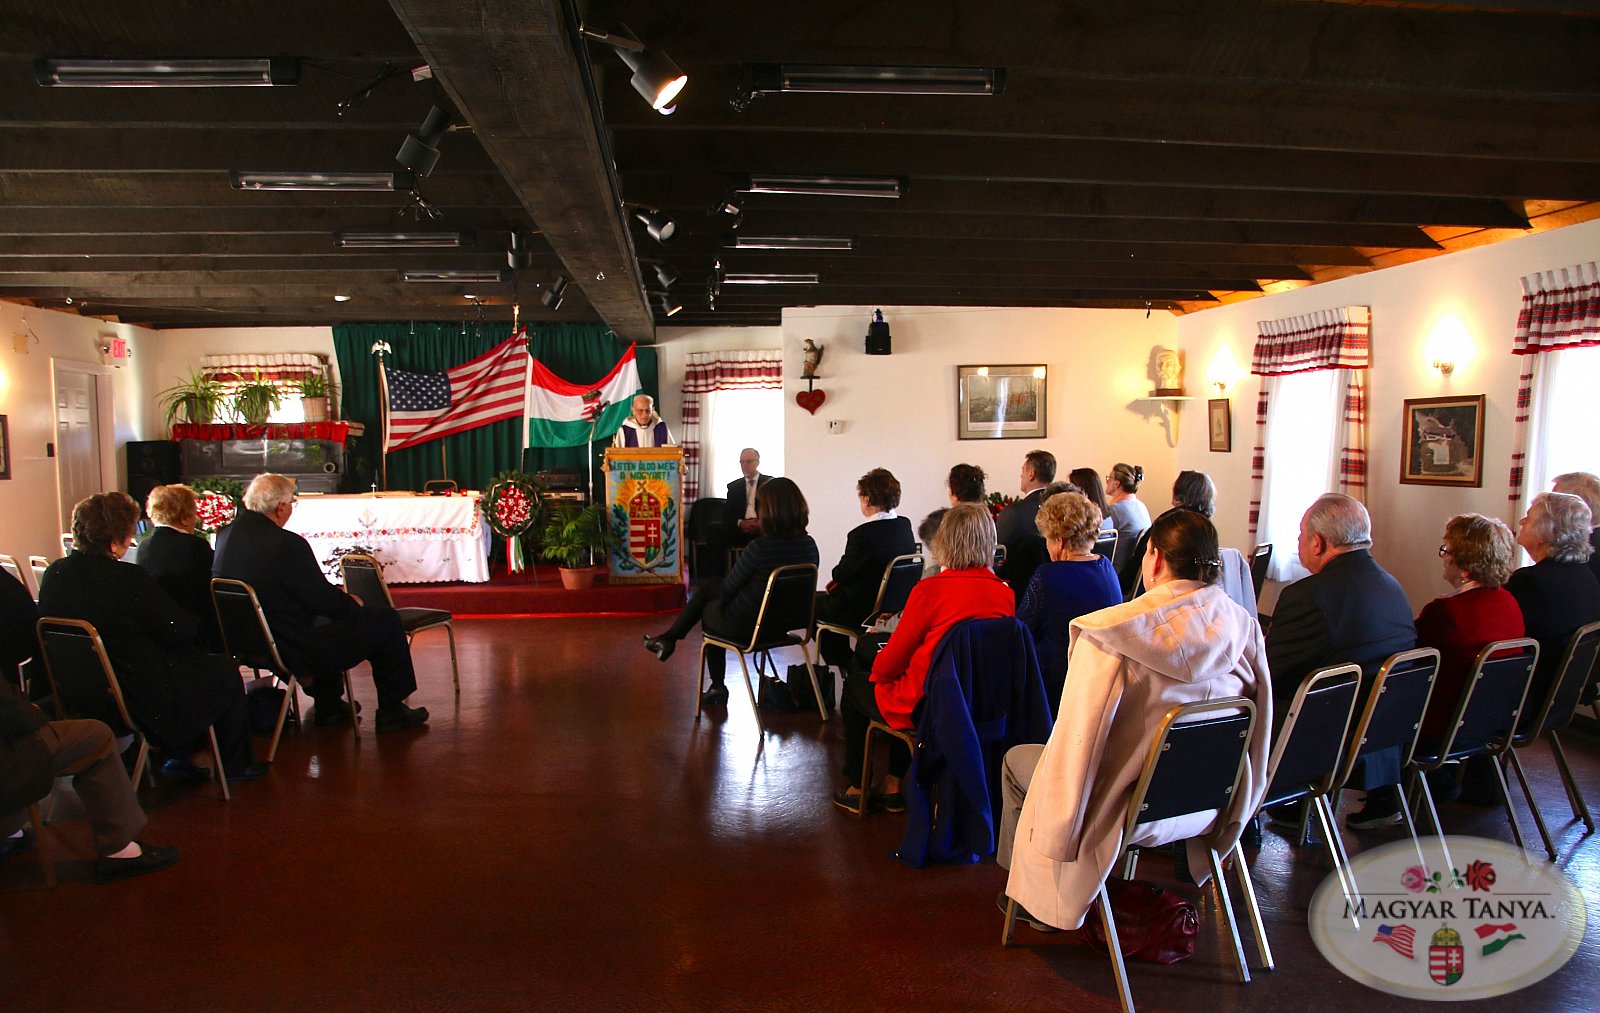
[
  {"x1": 382, "y1": 332, "x2": 530, "y2": 453},
  {"x1": 525, "y1": 343, "x2": 642, "y2": 448},
  {"x1": 1476, "y1": 923, "x2": 1526, "y2": 956}
]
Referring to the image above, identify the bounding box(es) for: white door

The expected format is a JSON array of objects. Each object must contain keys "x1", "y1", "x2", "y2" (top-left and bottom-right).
[{"x1": 55, "y1": 369, "x2": 103, "y2": 536}]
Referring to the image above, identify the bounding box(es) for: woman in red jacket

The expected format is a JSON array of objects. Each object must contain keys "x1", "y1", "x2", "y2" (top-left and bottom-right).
[
  {"x1": 834, "y1": 502, "x2": 1014, "y2": 814},
  {"x1": 1415, "y1": 513, "x2": 1525, "y2": 800}
]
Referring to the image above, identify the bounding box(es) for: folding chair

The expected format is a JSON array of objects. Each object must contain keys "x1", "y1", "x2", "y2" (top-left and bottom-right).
[
  {"x1": 1409, "y1": 638, "x2": 1538, "y2": 855},
  {"x1": 422, "y1": 479, "x2": 457, "y2": 495},
  {"x1": 698, "y1": 563, "x2": 825, "y2": 729},
  {"x1": 212, "y1": 578, "x2": 357, "y2": 761},
  {"x1": 1093, "y1": 529, "x2": 1118, "y2": 562},
  {"x1": 28, "y1": 556, "x2": 49, "y2": 596},
  {"x1": 1323, "y1": 647, "x2": 1440, "y2": 885},
  {"x1": 340, "y1": 553, "x2": 459, "y2": 693},
  {"x1": 1003, "y1": 697, "x2": 1269, "y2": 1012},
  {"x1": 1506, "y1": 622, "x2": 1600, "y2": 858},
  {"x1": 0, "y1": 553, "x2": 28, "y2": 596},
  {"x1": 992, "y1": 544, "x2": 1007, "y2": 569},
  {"x1": 814, "y1": 552, "x2": 923, "y2": 659},
  {"x1": 1249, "y1": 543, "x2": 1272, "y2": 599},
  {"x1": 59, "y1": 533, "x2": 74, "y2": 557},
  {"x1": 36, "y1": 617, "x2": 229, "y2": 801}
]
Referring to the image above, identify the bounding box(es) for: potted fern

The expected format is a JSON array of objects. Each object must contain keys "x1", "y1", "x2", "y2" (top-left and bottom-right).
[
  {"x1": 540, "y1": 502, "x2": 618, "y2": 590},
  {"x1": 158, "y1": 370, "x2": 225, "y2": 433},
  {"x1": 297, "y1": 373, "x2": 336, "y2": 423},
  {"x1": 230, "y1": 372, "x2": 283, "y2": 426}
]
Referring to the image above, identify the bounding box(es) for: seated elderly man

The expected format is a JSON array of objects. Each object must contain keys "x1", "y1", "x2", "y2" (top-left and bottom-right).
[
  {"x1": 212, "y1": 474, "x2": 428, "y2": 732},
  {"x1": 1551, "y1": 471, "x2": 1600, "y2": 584},
  {"x1": 1264, "y1": 493, "x2": 1416, "y2": 831}
]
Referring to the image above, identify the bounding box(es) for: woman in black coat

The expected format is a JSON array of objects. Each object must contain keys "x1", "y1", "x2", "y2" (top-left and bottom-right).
[
  {"x1": 1508, "y1": 491, "x2": 1600, "y2": 706},
  {"x1": 814, "y1": 468, "x2": 916, "y2": 671},
  {"x1": 135, "y1": 483, "x2": 222, "y2": 649},
  {"x1": 38, "y1": 492, "x2": 262, "y2": 781}
]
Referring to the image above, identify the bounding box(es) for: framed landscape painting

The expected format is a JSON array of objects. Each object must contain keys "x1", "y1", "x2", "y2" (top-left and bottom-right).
[
  {"x1": 1400, "y1": 394, "x2": 1485, "y2": 487},
  {"x1": 957, "y1": 364, "x2": 1047, "y2": 440}
]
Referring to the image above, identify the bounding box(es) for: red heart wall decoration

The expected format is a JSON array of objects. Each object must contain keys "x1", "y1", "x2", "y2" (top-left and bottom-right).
[{"x1": 796, "y1": 389, "x2": 826, "y2": 414}]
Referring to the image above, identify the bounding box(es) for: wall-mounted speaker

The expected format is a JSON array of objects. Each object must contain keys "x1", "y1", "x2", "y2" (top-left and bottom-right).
[{"x1": 865, "y1": 309, "x2": 891, "y2": 356}]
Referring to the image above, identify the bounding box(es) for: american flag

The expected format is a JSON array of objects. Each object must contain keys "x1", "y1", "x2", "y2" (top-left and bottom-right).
[
  {"x1": 382, "y1": 333, "x2": 528, "y2": 452},
  {"x1": 1373, "y1": 923, "x2": 1416, "y2": 959}
]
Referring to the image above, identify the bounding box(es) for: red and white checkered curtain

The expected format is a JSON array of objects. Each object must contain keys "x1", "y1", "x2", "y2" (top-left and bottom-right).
[
  {"x1": 681, "y1": 351, "x2": 782, "y2": 500},
  {"x1": 1506, "y1": 261, "x2": 1600, "y2": 511},
  {"x1": 1249, "y1": 306, "x2": 1370, "y2": 543}
]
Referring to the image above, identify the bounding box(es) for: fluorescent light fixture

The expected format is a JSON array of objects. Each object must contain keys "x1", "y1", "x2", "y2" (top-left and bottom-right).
[
  {"x1": 730, "y1": 235, "x2": 853, "y2": 251},
  {"x1": 334, "y1": 231, "x2": 473, "y2": 249},
  {"x1": 741, "y1": 175, "x2": 902, "y2": 199},
  {"x1": 722, "y1": 272, "x2": 822, "y2": 285},
  {"x1": 750, "y1": 64, "x2": 1003, "y2": 96},
  {"x1": 232, "y1": 171, "x2": 413, "y2": 192},
  {"x1": 36, "y1": 58, "x2": 301, "y2": 87},
  {"x1": 398, "y1": 269, "x2": 511, "y2": 284}
]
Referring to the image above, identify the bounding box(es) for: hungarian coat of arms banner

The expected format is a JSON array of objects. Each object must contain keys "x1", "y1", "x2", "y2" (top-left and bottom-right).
[{"x1": 603, "y1": 447, "x2": 683, "y2": 585}]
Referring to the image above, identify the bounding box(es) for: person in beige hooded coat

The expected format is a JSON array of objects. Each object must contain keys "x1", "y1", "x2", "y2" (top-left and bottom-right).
[{"x1": 1003, "y1": 510, "x2": 1272, "y2": 930}]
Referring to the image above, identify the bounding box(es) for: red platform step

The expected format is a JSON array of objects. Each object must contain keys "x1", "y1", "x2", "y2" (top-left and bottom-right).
[{"x1": 387, "y1": 563, "x2": 685, "y2": 618}]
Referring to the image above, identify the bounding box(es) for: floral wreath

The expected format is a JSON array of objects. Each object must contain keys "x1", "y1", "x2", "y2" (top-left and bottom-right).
[
  {"x1": 189, "y1": 476, "x2": 244, "y2": 535},
  {"x1": 483, "y1": 470, "x2": 545, "y2": 573}
]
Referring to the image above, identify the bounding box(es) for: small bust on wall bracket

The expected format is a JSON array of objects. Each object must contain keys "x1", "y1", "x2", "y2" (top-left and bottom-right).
[
  {"x1": 801, "y1": 338, "x2": 825, "y2": 379},
  {"x1": 1154, "y1": 348, "x2": 1184, "y2": 396}
]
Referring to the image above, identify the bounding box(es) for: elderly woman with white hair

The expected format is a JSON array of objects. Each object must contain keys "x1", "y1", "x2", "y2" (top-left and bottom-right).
[
  {"x1": 1552, "y1": 471, "x2": 1600, "y2": 584},
  {"x1": 136, "y1": 483, "x2": 220, "y2": 646},
  {"x1": 1507, "y1": 491, "x2": 1600, "y2": 706}
]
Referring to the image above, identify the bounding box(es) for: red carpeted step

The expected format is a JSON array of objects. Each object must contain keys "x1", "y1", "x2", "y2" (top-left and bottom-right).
[{"x1": 387, "y1": 563, "x2": 685, "y2": 617}]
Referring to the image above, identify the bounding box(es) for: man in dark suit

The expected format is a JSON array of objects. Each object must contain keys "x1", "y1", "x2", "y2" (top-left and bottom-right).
[
  {"x1": 994, "y1": 450, "x2": 1056, "y2": 604},
  {"x1": 724, "y1": 448, "x2": 771, "y2": 548},
  {"x1": 1265, "y1": 493, "x2": 1416, "y2": 831},
  {"x1": 212, "y1": 474, "x2": 428, "y2": 733}
]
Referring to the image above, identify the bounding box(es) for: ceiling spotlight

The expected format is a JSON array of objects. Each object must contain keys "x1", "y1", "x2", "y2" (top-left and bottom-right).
[
  {"x1": 231, "y1": 171, "x2": 413, "y2": 192},
  {"x1": 332, "y1": 294, "x2": 352, "y2": 303},
  {"x1": 652, "y1": 263, "x2": 679, "y2": 289},
  {"x1": 742, "y1": 175, "x2": 902, "y2": 199},
  {"x1": 630, "y1": 207, "x2": 676, "y2": 243},
  {"x1": 541, "y1": 275, "x2": 569, "y2": 310},
  {"x1": 657, "y1": 293, "x2": 683, "y2": 317},
  {"x1": 398, "y1": 268, "x2": 511, "y2": 284},
  {"x1": 578, "y1": 25, "x2": 687, "y2": 114},
  {"x1": 730, "y1": 235, "x2": 853, "y2": 251},
  {"x1": 36, "y1": 58, "x2": 301, "y2": 87},
  {"x1": 708, "y1": 195, "x2": 743, "y2": 229},
  {"x1": 722, "y1": 272, "x2": 822, "y2": 285},
  {"x1": 395, "y1": 105, "x2": 451, "y2": 178},
  {"x1": 750, "y1": 64, "x2": 1004, "y2": 97},
  {"x1": 334, "y1": 230, "x2": 472, "y2": 248},
  {"x1": 508, "y1": 230, "x2": 535, "y2": 270}
]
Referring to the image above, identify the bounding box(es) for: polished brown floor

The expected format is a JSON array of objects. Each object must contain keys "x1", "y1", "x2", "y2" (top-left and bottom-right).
[{"x1": 4, "y1": 615, "x2": 1598, "y2": 1011}]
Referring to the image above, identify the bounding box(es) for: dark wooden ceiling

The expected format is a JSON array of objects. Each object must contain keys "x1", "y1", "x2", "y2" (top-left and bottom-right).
[{"x1": 2, "y1": 0, "x2": 1597, "y2": 336}]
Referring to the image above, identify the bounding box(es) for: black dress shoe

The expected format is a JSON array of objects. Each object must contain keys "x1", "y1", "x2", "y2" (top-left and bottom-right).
[
  {"x1": 643, "y1": 634, "x2": 676, "y2": 662},
  {"x1": 874, "y1": 790, "x2": 907, "y2": 814},
  {"x1": 313, "y1": 699, "x2": 362, "y2": 726},
  {"x1": 0, "y1": 829, "x2": 33, "y2": 869},
  {"x1": 375, "y1": 703, "x2": 430, "y2": 733},
  {"x1": 158, "y1": 757, "x2": 211, "y2": 784},
  {"x1": 94, "y1": 842, "x2": 179, "y2": 884},
  {"x1": 225, "y1": 762, "x2": 271, "y2": 783},
  {"x1": 699, "y1": 684, "x2": 729, "y2": 707},
  {"x1": 832, "y1": 787, "x2": 866, "y2": 815}
]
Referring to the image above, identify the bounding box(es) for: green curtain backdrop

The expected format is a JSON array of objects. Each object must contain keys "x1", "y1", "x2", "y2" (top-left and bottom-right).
[{"x1": 332, "y1": 322, "x2": 658, "y2": 493}]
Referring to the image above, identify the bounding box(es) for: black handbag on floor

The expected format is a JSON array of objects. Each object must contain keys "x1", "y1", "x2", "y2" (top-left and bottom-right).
[
  {"x1": 786, "y1": 663, "x2": 836, "y2": 711},
  {"x1": 757, "y1": 673, "x2": 801, "y2": 711}
]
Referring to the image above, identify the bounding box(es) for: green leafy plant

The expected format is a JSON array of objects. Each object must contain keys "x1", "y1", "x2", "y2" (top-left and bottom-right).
[
  {"x1": 539, "y1": 502, "x2": 617, "y2": 569},
  {"x1": 296, "y1": 373, "x2": 334, "y2": 398},
  {"x1": 158, "y1": 369, "x2": 225, "y2": 429},
  {"x1": 230, "y1": 372, "x2": 284, "y2": 425}
]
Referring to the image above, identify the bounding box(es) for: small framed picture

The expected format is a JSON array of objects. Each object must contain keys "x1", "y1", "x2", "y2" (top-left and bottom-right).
[
  {"x1": 1208, "y1": 398, "x2": 1232, "y2": 453},
  {"x1": 0, "y1": 415, "x2": 9, "y2": 480},
  {"x1": 1400, "y1": 395, "x2": 1485, "y2": 487},
  {"x1": 956, "y1": 364, "x2": 1047, "y2": 440}
]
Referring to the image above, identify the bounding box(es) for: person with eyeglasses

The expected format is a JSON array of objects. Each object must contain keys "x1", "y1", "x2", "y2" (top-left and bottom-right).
[{"x1": 212, "y1": 474, "x2": 428, "y2": 733}]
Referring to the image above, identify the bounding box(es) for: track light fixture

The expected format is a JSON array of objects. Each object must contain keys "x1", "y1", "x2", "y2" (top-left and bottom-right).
[
  {"x1": 36, "y1": 58, "x2": 301, "y2": 87},
  {"x1": 708, "y1": 194, "x2": 743, "y2": 229},
  {"x1": 578, "y1": 25, "x2": 687, "y2": 114},
  {"x1": 652, "y1": 263, "x2": 679, "y2": 289},
  {"x1": 508, "y1": 230, "x2": 535, "y2": 270},
  {"x1": 395, "y1": 105, "x2": 451, "y2": 178},
  {"x1": 628, "y1": 205, "x2": 676, "y2": 243},
  {"x1": 656, "y1": 293, "x2": 683, "y2": 317},
  {"x1": 541, "y1": 275, "x2": 569, "y2": 310},
  {"x1": 231, "y1": 170, "x2": 413, "y2": 192}
]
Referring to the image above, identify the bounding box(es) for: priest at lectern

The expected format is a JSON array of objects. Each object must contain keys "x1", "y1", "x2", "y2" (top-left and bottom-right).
[{"x1": 612, "y1": 394, "x2": 677, "y2": 448}]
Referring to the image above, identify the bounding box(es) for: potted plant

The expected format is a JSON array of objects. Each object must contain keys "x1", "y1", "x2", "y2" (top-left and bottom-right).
[
  {"x1": 158, "y1": 369, "x2": 225, "y2": 432},
  {"x1": 230, "y1": 372, "x2": 283, "y2": 426},
  {"x1": 297, "y1": 373, "x2": 336, "y2": 423},
  {"x1": 539, "y1": 502, "x2": 618, "y2": 590}
]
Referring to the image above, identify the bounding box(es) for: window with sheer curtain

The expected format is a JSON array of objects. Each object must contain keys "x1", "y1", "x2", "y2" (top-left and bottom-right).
[
  {"x1": 200, "y1": 352, "x2": 330, "y2": 424},
  {"x1": 702, "y1": 388, "x2": 786, "y2": 493}
]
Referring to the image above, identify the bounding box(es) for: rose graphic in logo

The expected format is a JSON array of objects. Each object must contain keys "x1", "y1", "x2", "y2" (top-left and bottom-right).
[
  {"x1": 1464, "y1": 860, "x2": 1496, "y2": 892},
  {"x1": 1401, "y1": 865, "x2": 1428, "y2": 893}
]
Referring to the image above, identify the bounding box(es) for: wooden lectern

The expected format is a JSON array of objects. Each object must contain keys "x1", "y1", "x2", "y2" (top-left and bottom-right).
[{"x1": 603, "y1": 447, "x2": 684, "y2": 585}]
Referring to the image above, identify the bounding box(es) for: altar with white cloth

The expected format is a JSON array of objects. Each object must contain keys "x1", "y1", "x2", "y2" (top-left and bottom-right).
[{"x1": 286, "y1": 492, "x2": 491, "y2": 584}]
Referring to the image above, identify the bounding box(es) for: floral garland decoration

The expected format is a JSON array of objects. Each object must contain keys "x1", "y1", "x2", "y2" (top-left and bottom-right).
[
  {"x1": 482, "y1": 469, "x2": 545, "y2": 573},
  {"x1": 985, "y1": 491, "x2": 1016, "y2": 520},
  {"x1": 190, "y1": 476, "x2": 245, "y2": 536}
]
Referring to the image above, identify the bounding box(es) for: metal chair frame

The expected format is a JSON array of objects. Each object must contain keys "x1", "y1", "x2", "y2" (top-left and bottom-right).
[
  {"x1": 36, "y1": 617, "x2": 228, "y2": 801},
  {"x1": 1093, "y1": 529, "x2": 1118, "y2": 563},
  {"x1": 1249, "y1": 543, "x2": 1272, "y2": 599},
  {"x1": 815, "y1": 552, "x2": 924, "y2": 653},
  {"x1": 212, "y1": 578, "x2": 357, "y2": 761},
  {"x1": 1002, "y1": 697, "x2": 1269, "y2": 1012},
  {"x1": 1506, "y1": 622, "x2": 1600, "y2": 858},
  {"x1": 698, "y1": 563, "x2": 825, "y2": 730},
  {"x1": 1408, "y1": 639, "x2": 1538, "y2": 860},
  {"x1": 0, "y1": 553, "x2": 29, "y2": 597},
  {"x1": 339, "y1": 553, "x2": 459, "y2": 693},
  {"x1": 422, "y1": 479, "x2": 458, "y2": 495},
  {"x1": 27, "y1": 555, "x2": 49, "y2": 596}
]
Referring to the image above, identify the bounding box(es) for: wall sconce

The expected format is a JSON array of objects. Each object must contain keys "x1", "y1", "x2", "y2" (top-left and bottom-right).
[
  {"x1": 1433, "y1": 357, "x2": 1455, "y2": 376},
  {"x1": 1425, "y1": 315, "x2": 1473, "y2": 378}
]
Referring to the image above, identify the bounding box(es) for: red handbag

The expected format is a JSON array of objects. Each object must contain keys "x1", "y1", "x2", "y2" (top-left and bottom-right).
[{"x1": 1082, "y1": 878, "x2": 1199, "y2": 964}]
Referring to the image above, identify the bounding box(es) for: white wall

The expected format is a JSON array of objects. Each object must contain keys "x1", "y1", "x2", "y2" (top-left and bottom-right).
[
  {"x1": 781, "y1": 305, "x2": 1181, "y2": 569},
  {"x1": 1176, "y1": 215, "x2": 1600, "y2": 612},
  {"x1": 0, "y1": 302, "x2": 155, "y2": 561}
]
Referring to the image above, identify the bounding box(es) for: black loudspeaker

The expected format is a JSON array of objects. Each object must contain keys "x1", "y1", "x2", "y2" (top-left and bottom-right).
[
  {"x1": 126, "y1": 440, "x2": 180, "y2": 513},
  {"x1": 865, "y1": 309, "x2": 892, "y2": 356}
]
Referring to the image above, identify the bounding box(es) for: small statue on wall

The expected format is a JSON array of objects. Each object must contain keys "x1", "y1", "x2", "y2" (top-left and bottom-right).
[
  {"x1": 801, "y1": 338, "x2": 825, "y2": 379},
  {"x1": 1155, "y1": 348, "x2": 1183, "y2": 395}
]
